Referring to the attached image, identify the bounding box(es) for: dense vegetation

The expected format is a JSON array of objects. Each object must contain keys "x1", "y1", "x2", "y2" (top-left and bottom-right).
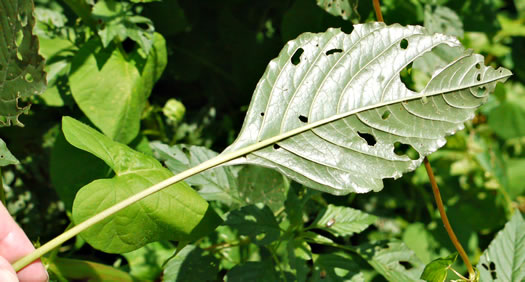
[{"x1": 1, "y1": 0, "x2": 524, "y2": 281}]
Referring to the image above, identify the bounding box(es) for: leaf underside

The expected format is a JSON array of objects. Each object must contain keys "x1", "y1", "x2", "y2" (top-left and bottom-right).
[{"x1": 224, "y1": 22, "x2": 511, "y2": 195}]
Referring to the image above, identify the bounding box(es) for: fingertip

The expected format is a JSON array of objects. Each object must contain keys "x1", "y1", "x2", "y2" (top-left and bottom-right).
[
  {"x1": 0, "y1": 256, "x2": 18, "y2": 282},
  {"x1": 17, "y1": 259, "x2": 48, "y2": 282}
]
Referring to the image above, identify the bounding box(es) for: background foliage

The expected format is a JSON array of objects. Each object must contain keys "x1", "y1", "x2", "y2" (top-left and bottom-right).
[{"x1": 0, "y1": 0, "x2": 524, "y2": 281}]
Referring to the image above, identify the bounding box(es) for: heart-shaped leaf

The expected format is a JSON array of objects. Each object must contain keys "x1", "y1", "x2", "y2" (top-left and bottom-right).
[
  {"x1": 223, "y1": 22, "x2": 511, "y2": 195},
  {"x1": 63, "y1": 117, "x2": 221, "y2": 253},
  {"x1": 69, "y1": 32, "x2": 166, "y2": 144}
]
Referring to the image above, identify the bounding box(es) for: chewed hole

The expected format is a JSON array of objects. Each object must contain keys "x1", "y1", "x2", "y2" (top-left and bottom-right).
[
  {"x1": 475, "y1": 63, "x2": 481, "y2": 69},
  {"x1": 273, "y1": 144, "x2": 281, "y2": 150},
  {"x1": 260, "y1": 112, "x2": 265, "y2": 117},
  {"x1": 381, "y1": 110, "x2": 391, "y2": 120},
  {"x1": 25, "y1": 73, "x2": 33, "y2": 82},
  {"x1": 291, "y1": 48, "x2": 304, "y2": 65},
  {"x1": 122, "y1": 38, "x2": 136, "y2": 53},
  {"x1": 477, "y1": 73, "x2": 481, "y2": 81},
  {"x1": 399, "y1": 261, "x2": 414, "y2": 270},
  {"x1": 400, "y1": 39, "x2": 408, "y2": 49},
  {"x1": 394, "y1": 142, "x2": 420, "y2": 160},
  {"x1": 325, "y1": 48, "x2": 343, "y2": 56},
  {"x1": 477, "y1": 86, "x2": 486, "y2": 96},
  {"x1": 299, "y1": 115, "x2": 308, "y2": 123},
  {"x1": 182, "y1": 147, "x2": 191, "y2": 157},
  {"x1": 400, "y1": 62, "x2": 417, "y2": 92},
  {"x1": 357, "y1": 131, "x2": 376, "y2": 146}
]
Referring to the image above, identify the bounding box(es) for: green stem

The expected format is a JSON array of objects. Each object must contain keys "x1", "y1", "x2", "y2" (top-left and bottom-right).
[
  {"x1": 0, "y1": 167, "x2": 5, "y2": 206},
  {"x1": 13, "y1": 88, "x2": 492, "y2": 271},
  {"x1": 12, "y1": 120, "x2": 316, "y2": 271},
  {"x1": 423, "y1": 158, "x2": 475, "y2": 280}
]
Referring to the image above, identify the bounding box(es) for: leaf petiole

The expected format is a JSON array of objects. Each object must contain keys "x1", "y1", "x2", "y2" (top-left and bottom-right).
[{"x1": 423, "y1": 157, "x2": 476, "y2": 280}]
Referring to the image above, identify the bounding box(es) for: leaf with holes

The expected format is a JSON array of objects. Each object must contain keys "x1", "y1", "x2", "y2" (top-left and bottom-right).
[
  {"x1": 0, "y1": 0, "x2": 46, "y2": 126},
  {"x1": 477, "y1": 211, "x2": 525, "y2": 282},
  {"x1": 356, "y1": 241, "x2": 424, "y2": 281},
  {"x1": 316, "y1": 0, "x2": 359, "y2": 21},
  {"x1": 222, "y1": 22, "x2": 511, "y2": 195}
]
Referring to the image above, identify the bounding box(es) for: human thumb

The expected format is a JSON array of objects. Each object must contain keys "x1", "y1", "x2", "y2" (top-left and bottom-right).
[{"x1": 0, "y1": 256, "x2": 18, "y2": 282}]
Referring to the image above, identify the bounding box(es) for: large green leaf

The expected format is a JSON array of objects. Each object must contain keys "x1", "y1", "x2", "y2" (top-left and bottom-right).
[
  {"x1": 0, "y1": 0, "x2": 46, "y2": 126},
  {"x1": 477, "y1": 211, "x2": 525, "y2": 282},
  {"x1": 69, "y1": 32, "x2": 166, "y2": 144},
  {"x1": 223, "y1": 22, "x2": 511, "y2": 195},
  {"x1": 63, "y1": 117, "x2": 221, "y2": 253}
]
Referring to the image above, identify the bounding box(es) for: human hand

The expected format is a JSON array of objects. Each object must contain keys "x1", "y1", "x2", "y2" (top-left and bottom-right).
[{"x1": 0, "y1": 203, "x2": 48, "y2": 282}]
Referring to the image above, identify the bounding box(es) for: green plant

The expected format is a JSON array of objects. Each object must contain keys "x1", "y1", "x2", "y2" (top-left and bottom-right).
[{"x1": 1, "y1": 0, "x2": 524, "y2": 281}]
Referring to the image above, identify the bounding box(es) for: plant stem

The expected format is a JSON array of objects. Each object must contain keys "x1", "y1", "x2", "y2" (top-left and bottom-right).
[
  {"x1": 0, "y1": 167, "x2": 5, "y2": 206},
  {"x1": 373, "y1": 0, "x2": 384, "y2": 22},
  {"x1": 13, "y1": 87, "x2": 493, "y2": 271},
  {"x1": 423, "y1": 157, "x2": 475, "y2": 280}
]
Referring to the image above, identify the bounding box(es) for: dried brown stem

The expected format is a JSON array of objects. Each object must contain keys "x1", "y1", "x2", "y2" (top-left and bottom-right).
[
  {"x1": 373, "y1": 0, "x2": 384, "y2": 22},
  {"x1": 423, "y1": 157, "x2": 475, "y2": 280}
]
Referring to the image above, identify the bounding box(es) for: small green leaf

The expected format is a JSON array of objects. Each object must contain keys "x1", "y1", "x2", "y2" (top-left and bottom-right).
[
  {"x1": 224, "y1": 204, "x2": 280, "y2": 246},
  {"x1": 0, "y1": 0, "x2": 47, "y2": 126},
  {"x1": 92, "y1": 0, "x2": 155, "y2": 53},
  {"x1": 309, "y1": 204, "x2": 377, "y2": 237},
  {"x1": 312, "y1": 252, "x2": 365, "y2": 282},
  {"x1": 0, "y1": 139, "x2": 19, "y2": 166},
  {"x1": 316, "y1": 0, "x2": 359, "y2": 21},
  {"x1": 477, "y1": 211, "x2": 525, "y2": 282},
  {"x1": 151, "y1": 142, "x2": 241, "y2": 206},
  {"x1": 420, "y1": 253, "x2": 458, "y2": 282},
  {"x1": 163, "y1": 245, "x2": 219, "y2": 282},
  {"x1": 69, "y1": 32, "x2": 166, "y2": 144},
  {"x1": 238, "y1": 165, "x2": 290, "y2": 213},
  {"x1": 123, "y1": 241, "x2": 175, "y2": 281},
  {"x1": 424, "y1": 5, "x2": 463, "y2": 38},
  {"x1": 356, "y1": 241, "x2": 424, "y2": 281},
  {"x1": 63, "y1": 117, "x2": 221, "y2": 253}
]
